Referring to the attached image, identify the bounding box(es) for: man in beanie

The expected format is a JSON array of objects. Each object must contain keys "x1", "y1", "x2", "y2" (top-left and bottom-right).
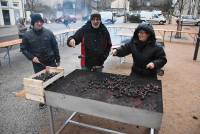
[
  {"x1": 67, "y1": 11, "x2": 111, "y2": 72},
  {"x1": 21, "y1": 14, "x2": 60, "y2": 109},
  {"x1": 21, "y1": 14, "x2": 60, "y2": 73}
]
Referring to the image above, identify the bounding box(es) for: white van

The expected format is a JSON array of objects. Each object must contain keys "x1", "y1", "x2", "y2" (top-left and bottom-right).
[
  {"x1": 99, "y1": 11, "x2": 116, "y2": 24},
  {"x1": 140, "y1": 10, "x2": 166, "y2": 25}
]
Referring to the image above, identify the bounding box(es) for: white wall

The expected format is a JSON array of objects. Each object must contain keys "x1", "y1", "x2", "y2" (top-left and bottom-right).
[
  {"x1": 111, "y1": 0, "x2": 129, "y2": 11},
  {"x1": 9, "y1": 9, "x2": 15, "y2": 25},
  {"x1": 0, "y1": 9, "x2": 4, "y2": 25}
]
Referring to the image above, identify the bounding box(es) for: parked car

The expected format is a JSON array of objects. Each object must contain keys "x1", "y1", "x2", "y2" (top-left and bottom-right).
[
  {"x1": 127, "y1": 11, "x2": 141, "y2": 23},
  {"x1": 55, "y1": 16, "x2": 64, "y2": 23},
  {"x1": 66, "y1": 15, "x2": 77, "y2": 23},
  {"x1": 140, "y1": 10, "x2": 166, "y2": 25},
  {"x1": 55, "y1": 15, "x2": 77, "y2": 24},
  {"x1": 82, "y1": 15, "x2": 90, "y2": 21},
  {"x1": 176, "y1": 15, "x2": 200, "y2": 26}
]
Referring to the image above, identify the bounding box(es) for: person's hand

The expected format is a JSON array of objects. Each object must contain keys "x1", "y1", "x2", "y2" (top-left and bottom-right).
[
  {"x1": 32, "y1": 57, "x2": 40, "y2": 63},
  {"x1": 56, "y1": 61, "x2": 60, "y2": 67},
  {"x1": 146, "y1": 62, "x2": 155, "y2": 69},
  {"x1": 68, "y1": 39, "x2": 76, "y2": 48},
  {"x1": 111, "y1": 49, "x2": 117, "y2": 56},
  {"x1": 91, "y1": 66, "x2": 103, "y2": 71},
  {"x1": 93, "y1": 66, "x2": 103, "y2": 69}
]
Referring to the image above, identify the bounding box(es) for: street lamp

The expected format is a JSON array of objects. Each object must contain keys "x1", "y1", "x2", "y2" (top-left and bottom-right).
[
  {"x1": 193, "y1": 26, "x2": 200, "y2": 60},
  {"x1": 21, "y1": 0, "x2": 26, "y2": 19},
  {"x1": 124, "y1": 0, "x2": 126, "y2": 22}
]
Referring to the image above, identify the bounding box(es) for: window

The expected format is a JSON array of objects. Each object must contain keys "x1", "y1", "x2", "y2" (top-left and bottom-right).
[
  {"x1": 13, "y1": 2, "x2": 19, "y2": 7},
  {"x1": 188, "y1": 16, "x2": 193, "y2": 19},
  {"x1": 154, "y1": 15, "x2": 158, "y2": 18},
  {"x1": 1, "y1": 1, "x2": 8, "y2": 6},
  {"x1": 182, "y1": 16, "x2": 188, "y2": 19}
]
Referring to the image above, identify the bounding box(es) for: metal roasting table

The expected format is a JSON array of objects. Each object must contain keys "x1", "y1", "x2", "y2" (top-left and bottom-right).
[{"x1": 44, "y1": 69, "x2": 163, "y2": 134}]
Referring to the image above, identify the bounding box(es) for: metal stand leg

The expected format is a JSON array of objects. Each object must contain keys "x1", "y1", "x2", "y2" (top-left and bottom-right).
[
  {"x1": 150, "y1": 128, "x2": 154, "y2": 134},
  {"x1": 62, "y1": 33, "x2": 65, "y2": 47},
  {"x1": 48, "y1": 106, "x2": 55, "y2": 134},
  {"x1": 163, "y1": 31, "x2": 166, "y2": 42},
  {"x1": 59, "y1": 34, "x2": 62, "y2": 46},
  {"x1": 3, "y1": 46, "x2": 11, "y2": 67},
  {"x1": 170, "y1": 31, "x2": 173, "y2": 42},
  {"x1": 56, "y1": 112, "x2": 77, "y2": 134},
  {"x1": 55, "y1": 111, "x2": 126, "y2": 134},
  {"x1": 69, "y1": 120, "x2": 126, "y2": 134}
]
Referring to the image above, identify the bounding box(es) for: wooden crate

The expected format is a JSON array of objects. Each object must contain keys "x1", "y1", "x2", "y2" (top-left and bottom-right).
[{"x1": 24, "y1": 67, "x2": 64, "y2": 103}]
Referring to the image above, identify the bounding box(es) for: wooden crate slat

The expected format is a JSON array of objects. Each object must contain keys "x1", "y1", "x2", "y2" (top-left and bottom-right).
[
  {"x1": 43, "y1": 71, "x2": 64, "y2": 88},
  {"x1": 26, "y1": 93, "x2": 45, "y2": 103},
  {"x1": 23, "y1": 67, "x2": 64, "y2": 103},
  {"x1": 23, "y1": 78, "x2": 43, "y2": 87},
  {"x1": 24, "y1": 86, "x2": 44, "y2": 96}
]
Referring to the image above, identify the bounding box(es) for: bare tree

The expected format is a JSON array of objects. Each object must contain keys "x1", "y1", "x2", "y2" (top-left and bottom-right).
[
  {"x1": 129, "y1": 0, "x2": 139, "y2": 10},
  {"x1": 34, "y1": 4, "x2": 56, "y2": 18},
  {"x1": 163, "y1": 0, "x2": 174, "y2": 24},
  {"x1": 25, "y1": 0, "x2": 40, "y2": 13},
  {"x1": 175, "y1": 0, "x2": 189, "y2": 38},
  {"x1": 192, "y1": 0, "x2": 200, "y2": 16}
]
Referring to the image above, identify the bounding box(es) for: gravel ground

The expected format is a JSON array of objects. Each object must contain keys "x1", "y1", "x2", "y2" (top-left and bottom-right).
[{"x1": 0, "y1": 44, "x2": 81, "y2": 134}]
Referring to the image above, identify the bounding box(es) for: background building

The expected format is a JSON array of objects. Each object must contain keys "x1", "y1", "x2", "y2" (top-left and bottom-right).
[{"x1": 0, "y1": 0, "x2": 24, "y2": 26}]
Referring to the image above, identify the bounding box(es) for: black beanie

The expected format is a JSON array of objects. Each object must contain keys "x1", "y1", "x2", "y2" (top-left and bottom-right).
[
  {"x1": 31, "y1": 14, "x2": 44, "y2": 25},
  {"x1": 90, "y1": 13, "x2": 101, "y2": 20}
]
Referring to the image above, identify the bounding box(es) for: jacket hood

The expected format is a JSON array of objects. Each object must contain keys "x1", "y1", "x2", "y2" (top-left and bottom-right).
[{"x1": 131, "y1": 23, "x2": 156, "y2": 45}]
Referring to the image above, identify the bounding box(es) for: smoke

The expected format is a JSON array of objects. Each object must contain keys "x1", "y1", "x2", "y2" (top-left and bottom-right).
[{"x1": 39, "y1": 0, "x2": 93, "y2": 19}]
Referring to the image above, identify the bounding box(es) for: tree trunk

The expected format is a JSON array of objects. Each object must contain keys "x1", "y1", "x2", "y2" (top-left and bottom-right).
[
  {"x1": 168, "y1": 10, "x2": 172, "y2": 24},
  {"x1": 175, "y1": 0, "x2": 184, "y2": 38},
  {"x1": 175, "y1": 21, "x2": 182, "y2": 38}
]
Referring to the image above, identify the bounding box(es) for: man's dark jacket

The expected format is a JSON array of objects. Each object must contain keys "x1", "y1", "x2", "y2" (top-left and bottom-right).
[
  {"x1": 116, "y1": 23, "x2": 167, "y2": 77},
  {"x1": 67, "y1": 21, "x2": 112, "y2": 69},
  {"x1": 21, "y1": 28, "x2": 60, "y2": 64}
]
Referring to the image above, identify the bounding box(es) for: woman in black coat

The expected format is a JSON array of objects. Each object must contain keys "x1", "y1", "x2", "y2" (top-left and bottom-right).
[{"x1": 112, "y1": 23, "x2": 167, "y2": 79}]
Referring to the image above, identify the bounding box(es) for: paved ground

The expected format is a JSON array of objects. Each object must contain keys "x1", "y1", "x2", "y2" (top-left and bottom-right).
[{"x1": 0, "y1": 21, "x2": 200, "y2": 134}]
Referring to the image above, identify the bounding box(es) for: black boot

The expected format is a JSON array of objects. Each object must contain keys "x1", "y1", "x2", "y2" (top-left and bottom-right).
[{"x1": 39, "y1": 103, "x2": 46, "y2": 109}]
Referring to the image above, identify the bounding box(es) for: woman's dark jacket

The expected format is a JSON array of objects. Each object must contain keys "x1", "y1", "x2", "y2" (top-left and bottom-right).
[{"x1": 116, "y1": 23, "x2": 167, "y2": 77}]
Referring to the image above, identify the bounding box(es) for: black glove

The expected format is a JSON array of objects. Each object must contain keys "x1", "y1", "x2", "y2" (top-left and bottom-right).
[{"x1": 56, "y1": 61, "x2": 60, "y2": 67}]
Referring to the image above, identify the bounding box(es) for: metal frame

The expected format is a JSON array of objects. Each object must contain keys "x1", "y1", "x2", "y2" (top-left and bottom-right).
[
  {"x1": 45, "y1": 89, "x2": 161, "y2": 134},
  {"x1": 0, "y1": 39, "x2": 21, "y2": 67},
  {"x1": 0, "y1": 46, "x2": 12, "y2": 67},
  {"x1": 48, "y1": 106, "x2": 156, "y2": 134}
]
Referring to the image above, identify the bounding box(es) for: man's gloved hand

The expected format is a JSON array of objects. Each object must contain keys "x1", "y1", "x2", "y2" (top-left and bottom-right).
[
  {"x1": 68, "y1": 38, "x2": 76, "y2": 48},
  {"x1": 56, "y1": 61, "x2": 60, "y2": 67},
  {"x1": 111, "y1": 49, "x2": 118, "y2": 56},
  {"x1": 146, "y1": 62, "x2": 155, "y2": 69},
  {"x1": 91, "y1": 66, "x2": 103, "y2": 71},
  {"x1": 32, "y1": 57, "x2": 40, "y2": 63}
]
